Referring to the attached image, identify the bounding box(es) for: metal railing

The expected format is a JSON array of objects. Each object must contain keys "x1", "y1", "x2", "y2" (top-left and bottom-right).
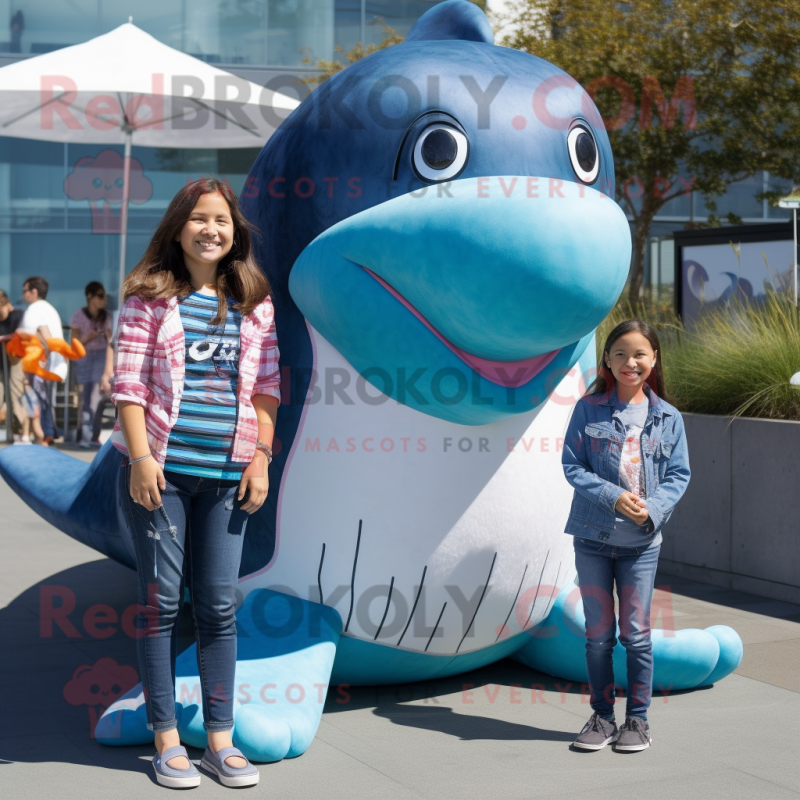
[{"x1": 57, "y1": 324, "x2": 74, "y2": 441}]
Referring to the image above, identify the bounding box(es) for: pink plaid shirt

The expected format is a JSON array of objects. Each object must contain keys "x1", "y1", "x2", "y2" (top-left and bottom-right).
[{"x1": 111, "y1": 294, "x2": 280, "y2": 467}]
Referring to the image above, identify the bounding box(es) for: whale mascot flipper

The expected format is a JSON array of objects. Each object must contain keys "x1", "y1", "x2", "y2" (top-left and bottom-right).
[{"x1": 0, "y1": 0, "x2": 741, "y2": 761}]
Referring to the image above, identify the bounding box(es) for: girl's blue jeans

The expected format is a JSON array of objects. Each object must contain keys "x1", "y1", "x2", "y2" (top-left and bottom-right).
[
  {"x1": 572, "y1": 536, "x2": 661, "y2": 721},
  {"x1": 121, "y1": 467, "x2": 248, "y2": 733}
]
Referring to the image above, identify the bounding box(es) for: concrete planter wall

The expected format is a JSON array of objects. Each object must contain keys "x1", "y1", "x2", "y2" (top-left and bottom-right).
[{"x1": 660, "y1": 413, "x2": 800, "y2": 604}]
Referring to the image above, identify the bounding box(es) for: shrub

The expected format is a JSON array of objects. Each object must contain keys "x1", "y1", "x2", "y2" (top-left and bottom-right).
[
  {"x1": 666, "y1": 292, "x2": 800, "y2": 420},
  {"x1": 596, "y1": 288, "x2": 800, "y2": 420}
]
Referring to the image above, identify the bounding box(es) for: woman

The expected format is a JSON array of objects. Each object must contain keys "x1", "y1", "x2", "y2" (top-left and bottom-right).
[
  {"x1": 111, "y1": 178, "x2": 280, "y2": 788},
  {"x1": 70, "y1": 281, "x2": 113, "y2": 447}
]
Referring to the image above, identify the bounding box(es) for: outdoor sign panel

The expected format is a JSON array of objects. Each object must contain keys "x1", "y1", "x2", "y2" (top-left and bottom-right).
[{"x1": 677, "y1": 228, "x2": 795, "y2": 327}]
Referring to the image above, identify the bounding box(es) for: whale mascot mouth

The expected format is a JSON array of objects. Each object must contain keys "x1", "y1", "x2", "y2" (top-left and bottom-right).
[{"x1": 290, "y1": 174, "x2": 629, "y2": 423}]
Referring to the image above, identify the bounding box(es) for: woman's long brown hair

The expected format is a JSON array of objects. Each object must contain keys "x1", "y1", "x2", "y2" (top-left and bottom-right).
[
  {"x1": 122, "y1": 177, "x2": 270, "y2": 326},
  {"x1": 584, "y1": 319, "x2": 668, "y2": 402}
]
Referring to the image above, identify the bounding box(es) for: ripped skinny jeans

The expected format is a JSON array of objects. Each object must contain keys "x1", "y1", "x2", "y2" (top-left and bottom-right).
[{"x1": 121, "y1": 466, "x2": 248, "y2": 733}]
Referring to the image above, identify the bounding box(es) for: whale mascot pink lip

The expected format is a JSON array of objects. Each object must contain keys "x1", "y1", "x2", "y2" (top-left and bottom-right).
[{"x1": 0, "y1": 0, "x2": 741, "y2": 762}]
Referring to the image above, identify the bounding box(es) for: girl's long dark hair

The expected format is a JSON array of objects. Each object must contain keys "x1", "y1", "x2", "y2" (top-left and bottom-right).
[
  {"x1": 585, "y1": 319, "x2": 668, "y2": 402},
  {"x1": 83, "y1": 280, "x2": 107, "y2": 325},
  {"x1": 122, "y1": 177, "x2": 270, "y2": 326}
]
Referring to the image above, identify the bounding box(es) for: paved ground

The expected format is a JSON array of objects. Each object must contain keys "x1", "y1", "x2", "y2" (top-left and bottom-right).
[{"x1": 1, "y1": 445, "x2": 798, "y2": 799}]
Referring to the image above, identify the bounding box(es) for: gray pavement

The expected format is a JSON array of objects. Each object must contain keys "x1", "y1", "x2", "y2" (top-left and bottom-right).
[{"x1": 1, "y1": 445, "x2": 798, "y2": 799}]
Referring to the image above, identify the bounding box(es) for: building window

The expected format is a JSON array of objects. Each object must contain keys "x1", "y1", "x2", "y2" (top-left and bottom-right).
[
  {"x1": 0, "y1": 137, "x2": 260, "y2": 318},
  {"x1": 0, "y1": 1, "x2": 446, "y2": 67}
]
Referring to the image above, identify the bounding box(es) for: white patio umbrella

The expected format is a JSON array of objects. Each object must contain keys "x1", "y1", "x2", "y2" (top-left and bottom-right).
[{"x1": 0, "y1": 20, "x2": 300, "y2": 291}]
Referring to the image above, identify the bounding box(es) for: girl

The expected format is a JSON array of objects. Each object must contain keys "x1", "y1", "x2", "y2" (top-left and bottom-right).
[
  {"x1": 111, "y1": 178, "x2": 280, "y2": 789},
  {"x1": 561, "y1": 320, "x2": 690, "y2": 753},
  {"x1": 70, "y1": 281, "x2": 113, "y2": 447}
]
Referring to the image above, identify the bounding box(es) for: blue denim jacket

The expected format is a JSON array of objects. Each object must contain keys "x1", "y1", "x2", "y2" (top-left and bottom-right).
[{"x1": 561, "y1": 385, "x2": 690, "y2": 541}]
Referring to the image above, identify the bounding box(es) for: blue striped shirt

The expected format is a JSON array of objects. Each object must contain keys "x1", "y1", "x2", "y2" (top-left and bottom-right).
[{"x1": 165, "y1": 292, "x2": 244, "y2": 480}]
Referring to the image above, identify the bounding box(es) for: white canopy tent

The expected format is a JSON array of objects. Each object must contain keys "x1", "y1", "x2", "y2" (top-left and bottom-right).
[{"x1": 0, "y1": 21, "x2": 300, "y2": 289}]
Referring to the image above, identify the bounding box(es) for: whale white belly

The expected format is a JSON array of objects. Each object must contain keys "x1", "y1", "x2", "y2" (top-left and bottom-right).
[{"x1": 239, "y1": 324, "x2": 583, "y2": 655}]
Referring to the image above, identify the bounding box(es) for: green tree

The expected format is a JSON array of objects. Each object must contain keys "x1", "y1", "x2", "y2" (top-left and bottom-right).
[{"x1": 503, "y1": 0, "x2": 800, "y2": 301}]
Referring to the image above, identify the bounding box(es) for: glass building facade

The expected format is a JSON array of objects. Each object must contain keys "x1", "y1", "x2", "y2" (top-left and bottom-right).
[
  {"x1": 644, "y1": 171, "x2": 793, "y2": 299},
  {"x1": 0, "y1": 1, "x2": 442, "y2": 67},
  {"x1": 0, "y1": 137, "x2": 262, "y2": 319},
  {"x1": 0, "y1": 0, "x2": 444, "y2": 320},
  {"x1": 0, "y1": 0, "x2": 793, "y2": 318}
]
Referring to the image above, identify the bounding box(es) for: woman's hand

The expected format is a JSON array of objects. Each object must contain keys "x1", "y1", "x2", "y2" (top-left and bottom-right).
[
  {"x1": 100, "y1": 371, "x2": 113, "y2": 394},
  {"x1": 238, "y1": 451, "x2": 269, "y2": 514},
  {"x1": 615, "y1": 491, "x2": 649, "y2": 525},
  {"x1": 129, "y1": 457, "x2": 166, "y2": 511},
  {"x1": 77, "y1": 329, "x2": 100, "y2": 344}
]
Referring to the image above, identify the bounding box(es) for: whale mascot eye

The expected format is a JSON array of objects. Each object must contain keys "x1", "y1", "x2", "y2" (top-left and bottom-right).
[
  {"x1": 413, "y1": 124, "x2": 469, "y2": 181},
  {"x1": 567, "y1": 125, "x2": 599, "y2": 183}
]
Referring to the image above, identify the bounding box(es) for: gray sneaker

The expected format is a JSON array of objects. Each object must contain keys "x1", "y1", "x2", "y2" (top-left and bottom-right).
[
  {"x1": 615, "y1": 716, "x2": 652, "y2": 751},
  {"x1": 573, "y1": 713, "x2": 619, "y2": 750}
]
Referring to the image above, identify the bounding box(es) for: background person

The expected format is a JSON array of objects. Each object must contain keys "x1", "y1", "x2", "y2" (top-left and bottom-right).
[
  {"x1": 0, "y1": 288, "x2": 26, "y2": 434},
  {"x1": 562, "y1": 319, "x2": 691, "y2": 753},
  {"x1": 19, "y1": 276, "x2": 67, "y2": 445},
  {"x1": 9, "y1": 10, "x2": 23, "y2": 53},
  {"x1": 70, "y1": 281, "x2": 113, "y2": 447}
]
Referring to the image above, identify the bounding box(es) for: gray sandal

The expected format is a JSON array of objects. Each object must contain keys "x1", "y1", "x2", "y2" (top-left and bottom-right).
[
  {"x1": 200, "y1": 746, "x2": 260, "y2": 787},
  {"x1": 152, "y1": 745, "x2": 201, "y2": 789}
]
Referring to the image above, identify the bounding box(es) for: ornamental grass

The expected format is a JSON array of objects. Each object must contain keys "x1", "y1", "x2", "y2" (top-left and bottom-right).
[
  {"x1": 595, "y1": 287, "x2": 800, "y2": 421},
  {"x1": 666, "y1": 291, "x2": 800, "y2": 420}
]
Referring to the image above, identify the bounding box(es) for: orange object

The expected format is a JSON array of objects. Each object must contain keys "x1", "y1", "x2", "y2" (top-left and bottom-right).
[
  {"x1": 47, "y1": 335, "x2": 86, "y2": 360},
  {"x1": 5, "y1": 330, "x2": 86, "y2": 381}
]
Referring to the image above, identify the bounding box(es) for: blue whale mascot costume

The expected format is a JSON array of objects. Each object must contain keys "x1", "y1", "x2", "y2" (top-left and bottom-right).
[{"x1": 0, "y1": 0, "x2": 742, "y2": 762}]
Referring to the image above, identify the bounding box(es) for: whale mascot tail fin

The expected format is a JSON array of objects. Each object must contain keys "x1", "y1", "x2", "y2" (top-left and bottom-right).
[
  {"x1": 514, "y1": 584, "x2": 743, "y2": 690},
  {"x1": 0, "y1": 442, "x2": 135, "y2": 568}
]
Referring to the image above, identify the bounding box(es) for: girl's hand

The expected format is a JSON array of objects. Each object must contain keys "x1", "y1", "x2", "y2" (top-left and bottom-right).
[
  {"x1": 238, "y1": 452, "x2": 269, "y2": 514},
  {"x1": 615, "y1": 491, "x2": 649, "y2": 525},
  {"x1": 129, "y1": 457, "x2": 166, "y2": 511},
  {"x1": 101, "y1": 371, "x2": 113, "y2": 393}
]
